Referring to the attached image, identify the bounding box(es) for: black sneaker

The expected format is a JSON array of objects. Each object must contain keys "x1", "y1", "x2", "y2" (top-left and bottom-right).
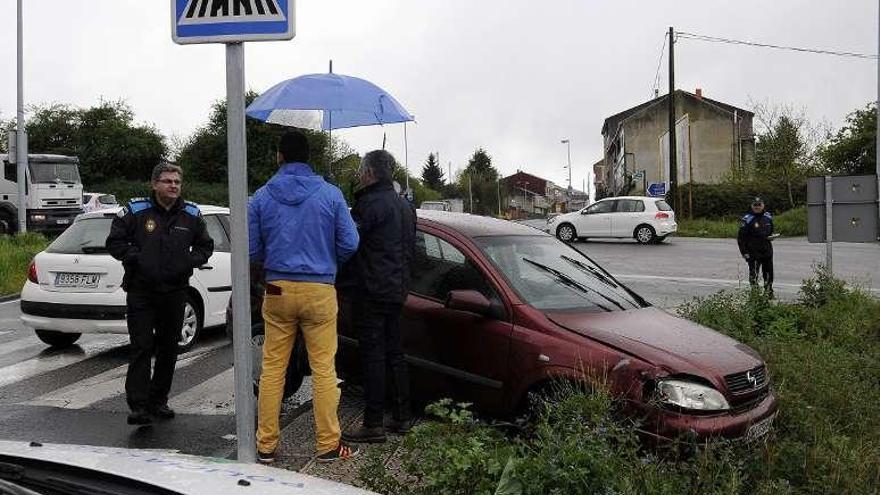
[
  {"x1": 316, "y1": 442, "x2": 359, "y2": 463},
  {"x1": 127, "y1": 409, "x2": 153, "y2": 426},
  {"x1": 257, "y1": 450, "x2": 276, "y2": 465},
  {"x1": 342, "y1": 424, "x2": 386, "y2": 444},
  {"x1": 149, "y1": 404, "x2": 175, "y2": 420},
  {"x1": 387, "y1": 418, "x2": 413, "y2": 435}
]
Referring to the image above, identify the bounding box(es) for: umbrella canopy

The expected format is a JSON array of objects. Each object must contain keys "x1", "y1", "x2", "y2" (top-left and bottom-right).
[{"x1": 246, "y1": 73, "x2": 414, "y2": 131}]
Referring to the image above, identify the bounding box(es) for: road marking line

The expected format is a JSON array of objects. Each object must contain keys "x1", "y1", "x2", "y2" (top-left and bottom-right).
[
  {"x1": 612, "y1": 273, "x2": 880, "y2": 293},
  {"x1": 0, "y1": 336, "x2": 130, "y2": 388},
  {"x1": 21, "y1": 339, "x2": 229, "y2": 409},
  {"x1": 168, "y1": 367, "x2": 235, "y2": 415},
  {"x1": 0, "y1": 336, "x2": 44, "y2": 359},
  {"x1": 0, "y1": 299, "x2": 20, "y2": 306}
]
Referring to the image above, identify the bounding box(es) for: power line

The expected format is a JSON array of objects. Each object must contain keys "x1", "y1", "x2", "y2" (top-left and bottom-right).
[
  {"x1": 650, "y1": 34, "x2": 667, "y2": 98},
  {"x1": 675, "y1": 31, "x2": 878, "y2": 60}
]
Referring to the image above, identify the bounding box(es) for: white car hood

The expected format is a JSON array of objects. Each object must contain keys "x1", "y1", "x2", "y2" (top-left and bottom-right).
[{"x1": 0, "y1": 440, "x2": 375, "y2": 495}]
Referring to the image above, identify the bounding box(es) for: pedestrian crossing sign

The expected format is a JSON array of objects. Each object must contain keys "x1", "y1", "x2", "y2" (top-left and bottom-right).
[{"x1": 172, "y1": 0, "x2": 295, "y2": 44}]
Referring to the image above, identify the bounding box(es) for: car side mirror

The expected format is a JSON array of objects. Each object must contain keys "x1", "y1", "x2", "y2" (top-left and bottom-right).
[
  {"x1": 581, "y1": 209, "x2": 590, "y2": 215},
  {"x1": 445, "y1": 290, "x2": 493, "y2": 317}
]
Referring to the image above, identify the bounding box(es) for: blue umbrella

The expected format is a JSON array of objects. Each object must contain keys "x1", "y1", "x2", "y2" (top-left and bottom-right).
[{"x1": 245, "y1": 72, "x2": 415, "y2": 131}]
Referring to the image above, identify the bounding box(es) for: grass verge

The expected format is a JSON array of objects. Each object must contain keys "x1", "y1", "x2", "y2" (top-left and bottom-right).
[
  {"x1": 677, "y1": 206, "x2": 807, "y2": 239},
  {"x1": 357, "y1": 268, "x2": 879, "y2": 494},
  {"x1": 0, "y1": 233, "x2": 49, "y2": 296}
]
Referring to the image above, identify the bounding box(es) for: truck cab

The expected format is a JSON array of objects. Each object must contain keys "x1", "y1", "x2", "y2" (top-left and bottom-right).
[{"x1": 0, "y1": 154, "x2": 84, "y2": 234}]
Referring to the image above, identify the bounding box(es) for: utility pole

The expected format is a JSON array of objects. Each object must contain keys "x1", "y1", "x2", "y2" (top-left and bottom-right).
[
  {"x1": 16, "y1": 0, "x2": 27, "y2": 233},
  {"x1": 668, "y1": 26, "x2": 677, "y2": 211},
  {"x1": 876, "y1": 3, "x2": 880, "y2": 240},
  {"x1": 468, "y1": 174, "x2": 473, "y2": 213}
]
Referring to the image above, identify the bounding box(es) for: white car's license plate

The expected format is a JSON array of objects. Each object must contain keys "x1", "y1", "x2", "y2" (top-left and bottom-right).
[
  {"x1": 55, "y1": 272, "x2": 100, "y2": 288},
  {"x1": 56, "y1": 219, "x2": 70, "y2": 225},
  {"x1": 746, "y1": 413, "x2": 776, "y2": 440}
]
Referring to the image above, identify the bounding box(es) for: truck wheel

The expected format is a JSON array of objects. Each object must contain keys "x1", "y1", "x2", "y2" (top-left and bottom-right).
[{"x1": 35, "y1": 330, "x2": 82, "y2": 348}]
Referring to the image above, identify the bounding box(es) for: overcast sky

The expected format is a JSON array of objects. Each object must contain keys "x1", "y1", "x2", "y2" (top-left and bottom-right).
[{"x1": 0, "y1": 0, "x2": 876, "y2": 190}]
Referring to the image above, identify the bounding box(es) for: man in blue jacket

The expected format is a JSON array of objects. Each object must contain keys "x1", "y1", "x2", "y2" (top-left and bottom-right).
[{"x1": 248, "y1": 130, "x2": 359, "y2": 464}]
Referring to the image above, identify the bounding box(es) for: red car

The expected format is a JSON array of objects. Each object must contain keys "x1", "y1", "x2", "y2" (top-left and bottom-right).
[{"x1": 243, "y1": 210, "x2": 777, "y2": 443}]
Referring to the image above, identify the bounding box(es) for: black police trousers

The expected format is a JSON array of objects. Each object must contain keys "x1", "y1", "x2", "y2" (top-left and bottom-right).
[
  {"x1": 125, "y1": 290, "x2": 186, "y2": 411},
  {"x1": 355, "y1": 300, "x2": 411, "y2": 427},
  {"x1": 747, "y1": 256, "x2": 774, "y2": 289}
]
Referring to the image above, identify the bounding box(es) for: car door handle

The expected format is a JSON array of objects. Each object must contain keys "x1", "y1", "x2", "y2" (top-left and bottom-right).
[{"x1": 198, "y1": 265, "x2": 213, "y2": 270}]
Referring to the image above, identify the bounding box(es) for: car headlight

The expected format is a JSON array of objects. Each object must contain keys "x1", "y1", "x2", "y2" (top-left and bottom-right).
[
  {"x1": 656, "y1": 379, "x2": 729, "y2": 411},
  {"x1": 30, "y1": 214, "x2": 46, "y2": 222}
]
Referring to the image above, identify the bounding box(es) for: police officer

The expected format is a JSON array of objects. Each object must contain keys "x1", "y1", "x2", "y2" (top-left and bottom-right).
[
  {"x1": 106, "y1": 163, "x2": 214, "y2": 425},
  {"x1": 737, "y1": 197, "x2": 774, "y2": 297}
]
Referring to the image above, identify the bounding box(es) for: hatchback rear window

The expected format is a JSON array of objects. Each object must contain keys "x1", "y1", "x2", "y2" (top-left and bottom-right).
[
  {"x1": 98, "y1": 194, "x2": 117, "y2": 205},
  {"x1": 655, "y1": 200, "x2": 672, "y2": 211},
  {"x1": 46, "y1": 217, "x2": 112, "y2": 254}
]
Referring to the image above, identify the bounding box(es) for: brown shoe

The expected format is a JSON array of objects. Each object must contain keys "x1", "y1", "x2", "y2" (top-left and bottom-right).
[
  {"x1": 316, "y1": 442, "x2": 360, "y2": 463},
  {"x1": 342, "y1": 424, "x2": 387, "y2": 444}
]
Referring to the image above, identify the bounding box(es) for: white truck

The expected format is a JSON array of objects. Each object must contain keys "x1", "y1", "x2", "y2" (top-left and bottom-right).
[
  {"x1": 420, "y1": 199, "x2": 465, "y2": 213},
  {"x1": 1, "y1": 154, "x2": 84, "y2": 234}
]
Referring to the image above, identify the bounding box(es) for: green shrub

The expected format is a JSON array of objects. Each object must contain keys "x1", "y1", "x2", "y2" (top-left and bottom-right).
[
  {"x1": 676, "y1": 207, "x2": 806, "y2": 238},
  {"x1": 0, "y1": 233, "x2": 48, "y2": 295},
  {"x1": 682, "y1": 182, "x2": 806, "y2": 219}
]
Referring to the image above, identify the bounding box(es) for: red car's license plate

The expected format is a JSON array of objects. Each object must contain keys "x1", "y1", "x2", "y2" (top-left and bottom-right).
[{"x1": 746, "y1": 413, "x2": 776, "y2": 440}]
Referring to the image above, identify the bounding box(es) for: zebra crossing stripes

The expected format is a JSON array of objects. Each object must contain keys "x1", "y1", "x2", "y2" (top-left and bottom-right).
[
  {"x1": 0, "y1": 336, "x2": 129, "y2": 388},
  {"x1": 179, "y1": 0, "x2": 286, "y2": 25}
]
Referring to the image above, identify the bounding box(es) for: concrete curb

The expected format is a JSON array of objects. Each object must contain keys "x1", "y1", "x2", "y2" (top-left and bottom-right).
[{"x1": 0, "y1": 293, "x2": 20, "y2": 303}]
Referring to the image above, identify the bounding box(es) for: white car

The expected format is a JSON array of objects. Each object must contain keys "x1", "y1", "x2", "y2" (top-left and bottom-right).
[
  {"x1": 81, "y1": 192, "x2": 118, "y2": 213},
  {"x1": 20, "y1": 205, "x2": 232, "y2": 351},
  {"x1": 547, "y1": 196, "x2": 677, "y2": 244},
  {"x1": 0, "y1": 440, "x2": 375, "y2": 495}
]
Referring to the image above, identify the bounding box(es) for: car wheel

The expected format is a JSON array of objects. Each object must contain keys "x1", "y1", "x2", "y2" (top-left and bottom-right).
[
  {"x1": 177, "y1": 296, "x2": 202, "y2": 353},
  {"x1": 556, "y1": 223, "x2": 576, "y2": 243},
  {"x1": 251, "y1": 331, "x2": 308, "y2": 400},
  {"x1": 634, "y1": 225, "x2": 656, "y2": 244},
  {"x1": 34, "y1": 330, "x2": 81, "y2": 348}
]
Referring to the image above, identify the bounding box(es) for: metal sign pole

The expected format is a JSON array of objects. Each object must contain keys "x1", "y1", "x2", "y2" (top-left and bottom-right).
[
  {"x1": 876, "y1": 0, "x2": 880, "y2": 240},
  {"x1": 824, "y1": 175, "x2": 833, "y2": 273},
  {"x1": 226, "y1": 42, "x2": 255, "y2": 463},
  {"x1": 16, "y1": 0, "x2": 27, "y2": 234}
]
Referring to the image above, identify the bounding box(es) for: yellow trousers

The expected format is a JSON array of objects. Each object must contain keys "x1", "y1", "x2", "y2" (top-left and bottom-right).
[{"x1": 256, "y1": 281, "x2": 341, "y2": 455}]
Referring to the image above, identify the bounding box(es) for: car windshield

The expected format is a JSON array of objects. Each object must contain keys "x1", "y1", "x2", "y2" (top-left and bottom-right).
[
  {"x1": 29, "y1": 162, "x2": 81, "y2": 184},
  {"x1": 46, "y1": 217, "x2": 112, "y2": 254},
  {"x1": 474, "y1": 235, "x2": 644, "y2": 312}
]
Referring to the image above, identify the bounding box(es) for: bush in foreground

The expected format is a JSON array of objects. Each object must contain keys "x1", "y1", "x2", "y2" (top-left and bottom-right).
[
  {"x1": 0, "y1": 233, "x2": 48, "y2": 296},
  {"x1": 360, "y1": 269, "x2": 879, "y2": 494}
]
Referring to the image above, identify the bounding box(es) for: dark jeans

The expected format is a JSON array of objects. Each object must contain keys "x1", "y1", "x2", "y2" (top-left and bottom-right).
[
  {"x1": 747, "y1": 256, "x2": 774, "y2": 289},
  {"x1": 355, "y1": 300, "x2": 411, "y2": 427},
  {"x1": 125, "y1": 290, "x2": 186, "y2": 411}
]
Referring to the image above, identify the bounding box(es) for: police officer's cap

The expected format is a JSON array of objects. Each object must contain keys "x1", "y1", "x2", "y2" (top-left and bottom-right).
[{"x1": 751, "y1": 197, "x2": 764, "y2": 206}]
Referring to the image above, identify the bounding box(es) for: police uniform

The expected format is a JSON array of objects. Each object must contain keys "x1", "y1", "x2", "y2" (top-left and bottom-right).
[
  {"x1": 737, "y1": 209, "x2": 774, "y2": 292},
  {"x1": 106, "y1": 195, "x2": 213, "y2": 419}
]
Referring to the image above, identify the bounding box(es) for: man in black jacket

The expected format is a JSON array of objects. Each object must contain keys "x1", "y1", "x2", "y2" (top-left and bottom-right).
[
  {"x1": 106, "y1": 163, "x2": 214, "y2": 425},
  {"x1": 737, "y1": 197, "x2": 774, "y2": 297},
  {"x1": 339, "y1": 150, "x2": 416, "y2": 443}
]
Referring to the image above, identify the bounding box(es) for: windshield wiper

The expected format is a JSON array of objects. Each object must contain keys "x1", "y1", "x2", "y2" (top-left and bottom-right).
[
  {"x1": 560, "y1": 255, "x2": 619, "y2": 288},
  {"x1": 522, "y1": 257, "x2": 625, "y2": 311}
]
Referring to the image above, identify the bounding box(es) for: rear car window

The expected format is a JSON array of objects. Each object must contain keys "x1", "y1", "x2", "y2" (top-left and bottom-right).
[
  {"x1": 655, "y1": 200, "x2": 672, "y2": 211},
  {"x1": 46, "y1": 217, "x2": 112, "y2": 254},
  {"x1": 615, "y1": 199, "x2": 645, "y2": 213},
  {"x1": 98, "y1": 194, "x2": 117, "y2": 205}
]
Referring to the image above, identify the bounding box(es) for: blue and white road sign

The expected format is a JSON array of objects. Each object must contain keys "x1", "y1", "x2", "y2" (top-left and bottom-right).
[
  {"x1": 647, "y1": 182, "x2": 668, "y2": 197},
  {"x1": 171, "y1": 0, "x2": 296, "y2": 45}
]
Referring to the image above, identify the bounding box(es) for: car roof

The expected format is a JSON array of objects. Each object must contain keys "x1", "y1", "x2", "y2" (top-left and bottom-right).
[
  {"x1": 79, "y1": 204, "x2": 229, "y2": 219},
  {"x1": 417, "y1": 209, "x2": 544, "y2": 237},
  {"x1": 599, "y1": 196, "x2": 662, "y2": 201}
]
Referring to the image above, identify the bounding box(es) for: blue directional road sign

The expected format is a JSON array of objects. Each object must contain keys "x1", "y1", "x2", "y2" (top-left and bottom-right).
[
  {"x1": 647, "y1": 182, "x2": 667, "y2": 197},
  {"x1": 172, "y1": 0, "x2": 296, "y2": 45}
]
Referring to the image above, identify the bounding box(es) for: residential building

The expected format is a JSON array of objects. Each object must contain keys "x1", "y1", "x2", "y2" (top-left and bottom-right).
[
  {"x1": 601, "y1": 89, "x2": 755, "y2": 196},
  {"x1": 501, "y1": 170, "x2": 587, "y2": 217}
]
